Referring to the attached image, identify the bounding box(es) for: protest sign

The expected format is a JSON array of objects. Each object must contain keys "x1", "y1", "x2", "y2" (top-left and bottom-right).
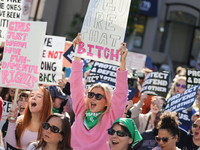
[
  {"x1": 126, "y1": 52, "x2": 147, "y2": 72},
  {"x1": 21, "y1": 0, "x2": 32, "y2": 21},
  {"x1": 74, "y1": 0, "x2": 131, "y2": 65},
  {"x1": 39, "y1": 35, "x2": 65, "y2": 85},
  {"x1": 164, "y1": 85, "x2": 199, "y2": 113},
  {"x1": 197, "y1": 52, "x2": 200, "y2": 70},
  {"x1": 0, "y1": 100, "x2": 12, "y2": 129},
  {"x1": 140, "y1": 71, "x2": 169, "y2": 97},
  {"x1": 63, "y1": 42, "x2": 73, "y2": 68},
  {"x1": 187, "y1": 68, "x2": 200, "y2": 88},
  {"x1": 1, "y1": 21, "x2": 47, "y2": 90},
  {"x1": 90, "y1": 61, "x2": 118, "y2": 83},
  {"x1": 0, "y1": 0, "x2": 22, "y2": 41}
]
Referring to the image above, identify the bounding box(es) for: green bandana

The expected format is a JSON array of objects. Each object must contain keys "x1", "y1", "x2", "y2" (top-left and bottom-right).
[
  {"x1": 113, "y1": 118, "x2": 143, "y2": 148},
  {"x1": 52, "y1": 108, "x2": 59, "y2": 113},
  {"x1": 84, "y1": 109, "x2": 103, "y2": 130}
]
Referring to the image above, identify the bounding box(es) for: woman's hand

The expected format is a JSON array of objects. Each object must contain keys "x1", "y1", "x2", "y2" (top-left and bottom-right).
[
  {"x1": 140, "y1": 93, "x2": 147, "y2": 102},
  {"x1": 119, "y1": 42, "x2": 128, "y2": 71},
  {"x1": 73, "y1": 33, "x2": 82, "y2": 62},
  {"x1": 7, "y1": 107, "x2": 18, "y2": 123}
]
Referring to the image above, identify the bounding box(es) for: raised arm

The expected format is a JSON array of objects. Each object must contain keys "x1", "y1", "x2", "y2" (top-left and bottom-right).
[
  {"x1": 73, "y1": 33, "x2": 82, "y2": 62},
  {"x1": 119, "y1": 42, "x2": 128, "y2": 71}
]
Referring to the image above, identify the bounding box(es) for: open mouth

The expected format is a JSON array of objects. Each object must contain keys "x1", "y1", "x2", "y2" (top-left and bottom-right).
[
  {"x1": 91, "y1": 102, "x2": 96, "y2": 109},
  {"x1": 112, "y1": 140, "x2": 119, "y2": 145},
  {"x1": 194, "y1": 131, "x2": 199, "y2": 136},
  {"x1": 31, "y1": 101, "x2": 37, "y2": 108},
  {"x1": 19, "y1": 106, "x2": 25, "y2": 112}
]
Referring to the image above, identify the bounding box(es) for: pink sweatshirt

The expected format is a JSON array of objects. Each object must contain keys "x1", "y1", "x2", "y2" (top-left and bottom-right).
[
  {"x1": 5, "y1": 117, "x2": 38, "y2": 150},
  {"x1": 70, "y1": 61, "x2": 128, "y2": 150}
]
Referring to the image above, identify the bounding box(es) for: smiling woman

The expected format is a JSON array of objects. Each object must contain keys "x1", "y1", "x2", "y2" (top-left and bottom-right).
[{"x1": 5, "y1": 86, "x2": 53, "y2": 150}]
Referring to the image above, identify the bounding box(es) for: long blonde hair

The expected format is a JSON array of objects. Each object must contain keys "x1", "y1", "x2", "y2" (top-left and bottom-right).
[{"x1": 82, "y1": 83, "x2": 112, "y2": 123}]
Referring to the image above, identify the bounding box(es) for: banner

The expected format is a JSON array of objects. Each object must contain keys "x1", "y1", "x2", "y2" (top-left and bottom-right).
[
  {"x1": 0, "y1": 100, "x2": 12, "y2": 129},
  {"x1": 126, "y1": 52, "x2": 146, "y2": 72},
  {"x1": 74, "y1": 0, "x2": 131, "y2": 65},
  {"x1": 90, "y1": 61, "x2": 118, "y2": 83},
  {"x1": 140, "y1": 71, "x2": 169, "y2": 97},
  {"x1": 164, "y1": 85, "x2": 199, "y2": 113},
  {"x1": 1, "y1": 21, "x2": 47, "y2": 90},
  {"x1": 187, "y1": 69, "x2": 200, "y2": 88},
  {"x1": 39, "y1": 35, "x2": 65, "y2": 85},
  {"x1": 0, "y1": 0, "x2": 22, "y2": 41}
]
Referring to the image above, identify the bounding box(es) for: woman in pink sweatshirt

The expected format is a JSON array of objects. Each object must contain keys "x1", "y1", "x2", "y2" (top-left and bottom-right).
[{"x1": 70, "y1": 34, "x2": 128, "y2": 150}]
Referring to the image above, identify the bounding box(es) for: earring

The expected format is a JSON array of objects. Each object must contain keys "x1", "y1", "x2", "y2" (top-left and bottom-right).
[{"x1": 59, "y1": 140, "x2": 63, "y2": 142}]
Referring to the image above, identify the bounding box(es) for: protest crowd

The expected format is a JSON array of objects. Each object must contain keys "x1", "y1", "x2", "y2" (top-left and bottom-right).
[{"x1": 1, "y1": 1, "x2": 200, "y2": 150}]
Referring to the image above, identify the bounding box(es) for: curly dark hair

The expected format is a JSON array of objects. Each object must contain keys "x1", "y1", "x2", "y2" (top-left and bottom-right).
[{"x1": 157, "y1": 111, "x2": 180, "y2": 139}]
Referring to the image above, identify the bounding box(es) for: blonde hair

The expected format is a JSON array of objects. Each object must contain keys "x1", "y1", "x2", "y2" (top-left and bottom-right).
[{"x1": 82, "y1": 83, "x2": 112, "y2": 123}]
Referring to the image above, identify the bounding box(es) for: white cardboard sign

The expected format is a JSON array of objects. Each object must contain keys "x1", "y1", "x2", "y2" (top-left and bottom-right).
[
  {"x1": 75, "y1": 0, "x2": 131, "y2": 66},
  {"x1": 39, "y1": 35, "x2": 65, "y2": 85},
  {"x1": 1, "y1": 21, "x2": 47, "y2": 90}
]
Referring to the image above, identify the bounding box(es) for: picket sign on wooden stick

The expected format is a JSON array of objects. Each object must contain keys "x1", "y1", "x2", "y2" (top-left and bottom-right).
[{"x1": 10, "y1": 88, "x2": 19, "y2": 120}]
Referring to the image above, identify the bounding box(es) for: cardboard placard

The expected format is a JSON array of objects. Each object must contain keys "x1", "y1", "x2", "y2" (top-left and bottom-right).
[
  {"x1": 187, "y1": 68, "x2": 200, "y2": 88},
  {"x1": 74, "y1": 0, "x2": 131, "y2": 65},
  {"x1": 0, "y1": 100, "x2": 12, "y2": 129}
]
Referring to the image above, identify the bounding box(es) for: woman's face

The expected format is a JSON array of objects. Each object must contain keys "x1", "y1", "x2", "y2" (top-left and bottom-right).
[
  {"x1": 193, "y1": 120, "x2": 200, "y2": 141},
  {"x1": 150, "y1": 98, "x2": 160, "y2": 115},
  {"x1": 157, "y1": 129, "x2": 178, "y2": 150},
  {"x1": 18, "y1": 95, "x2": 28, "y2": 115},
  {"x1": 28, "y1": 88, "x2": 44, "y2": 114},
  {"x1": 9, "y1": 88, "x2": 16, "y2": 97},
  {"x1": 53, "y1": 98, "x2": 64, "y2": 109},
  {"x1": 174, "y1": 79, "x2": 186, "y2": 95},
  {"x1": 109, "y1": 124, "x2": 132, "y2": 150},
  {"x1": 88, "y1": 87, "x2": 107, "y2": 113},
  {"x1": 43, "y1": 117, "x2": 63, "y2": 145}
]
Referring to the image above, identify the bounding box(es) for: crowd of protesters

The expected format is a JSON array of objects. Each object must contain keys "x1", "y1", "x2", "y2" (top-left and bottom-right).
[{"x1": 0, "y1": 34, "x2": 199, "y2": 150}]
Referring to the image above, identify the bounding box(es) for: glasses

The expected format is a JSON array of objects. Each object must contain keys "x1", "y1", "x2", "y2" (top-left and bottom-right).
[
  {"x1": 155, "y1": 136, "x2": 174, "y2": 143},
  {"x1": 42, "y1": 122, "x2": 63, "y2": 135},
  {"x1": 107, "y1": 128, "x2": 129, "y2": 137},
  {"x1": 193, "y1": 124, "x2": 200, "y2": 130},
  {"x1": 88, "y1": 92, "x2": 106, "y2": 100},
  {"x1": 176, "y1": 83, "x2": 186, "y2": 89}
]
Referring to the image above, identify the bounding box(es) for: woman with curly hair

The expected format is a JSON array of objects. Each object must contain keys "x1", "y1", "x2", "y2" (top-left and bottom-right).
[{"x1": 152, "y1": 111, "x2": 181, "y2": 150}]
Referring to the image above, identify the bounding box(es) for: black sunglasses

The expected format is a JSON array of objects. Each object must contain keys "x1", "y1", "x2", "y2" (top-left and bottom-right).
[
  {"x1": 155, "y1": 136, "x2": 174, "y2": 143},
  {"x1": 176, "y1": 83, "x2": 186, "y2": 88},
  {"x1": 42, "y1": 122, "x2": 63, "y2": 135},
  {"x1": 88, "y1": 92, "x2": 106, "y2": 100},
  {"x1": 107, "y1": 128, "x2": 129, "y2": 137},
  {"x1": 193, "y1": 124, "x2": 200, "y2": 130}
]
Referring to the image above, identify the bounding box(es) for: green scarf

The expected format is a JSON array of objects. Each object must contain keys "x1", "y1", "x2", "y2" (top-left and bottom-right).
[
  {"x1": 52, "y1": 108, "x2": 59, "y2": 113},
  {"x1": 113, "y1": 118, "x2": 143, "y2": 148},
  {"x1": 84, "y1": 109, "x2": 103, "y2": 130}
]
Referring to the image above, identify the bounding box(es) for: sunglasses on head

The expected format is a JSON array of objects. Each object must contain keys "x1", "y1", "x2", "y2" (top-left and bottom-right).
[
  {"x1": 155, "y1": 136, "x2": 174, "y2": 143},
  {"x1": 88, "y1": 92, "x2": 106, "y2": 100},
  {"x1": 42, "y1": 122, "x2": 63, "y2": 135},
  {"x1": 176, "y1": 83, "x2": 186, "y2": 88},
  {"x1": 107, "y1": 128, "x2": 129, "y2": 137},
  {"x1": 193, "y1": 124, "x2": 200, "y2": 130}
]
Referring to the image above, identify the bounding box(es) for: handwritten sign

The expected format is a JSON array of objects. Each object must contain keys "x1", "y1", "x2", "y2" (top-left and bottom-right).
[
  {"x1": 1, "y1": 21, "x2": 47, "y2": 90},
  {"x1": 0, "y1": 0, "x2": 22, "y2": 41},
  {"x1": 141, "y1": 71, "x2": 169, "y2": 97},
  {"x1": 126, "y1": 52, "x2": 146, "y2": 72},
  {"x1": 39, "y1": 35, "x2": 65, "y2": 85},
  {"x1": 164, "y1": 85, "x2": 199, "y2": 112},
  {"x1": 187, "y1": 69, "x2": 200, "y2": 88},
  {"x1": 0, "y1": 100, "x2": 12, "y2": 129},
  {"x1": 74, "y1": 0, "x2": 131, "y2": 65}
]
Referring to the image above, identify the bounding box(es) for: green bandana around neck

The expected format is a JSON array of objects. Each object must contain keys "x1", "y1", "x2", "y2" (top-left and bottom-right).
[
  {"x1": 113, "y1": 118, "x2": 143, "y2": 148},
  {"x1": 84, "y1": 109, "x2": 103, "y2": 130},
  {"x1": 52, "y1": 108, "x2": 59, "y2": 113}
]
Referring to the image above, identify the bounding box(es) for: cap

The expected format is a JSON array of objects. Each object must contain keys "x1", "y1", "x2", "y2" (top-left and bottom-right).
[{"x1": 46, "y1": 86, "x2": 68, "y2": 101}]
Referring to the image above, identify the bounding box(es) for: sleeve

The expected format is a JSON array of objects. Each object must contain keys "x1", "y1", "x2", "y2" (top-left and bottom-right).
[
  {"x1": 63, "y1": 82, "x2": 71, "y2": 95},
  {"x1": 109, "y1": 68, "x2": 128, "y2": 123},
  {"x1": 4, "y1": 121, "x2": 17, "y2": 149},
  {"x1": 27, "y1": 142, "x2": 36, "y2": 150},
  {"x1": 70, "y1": 61, "x2": 86, "y2": 117}
]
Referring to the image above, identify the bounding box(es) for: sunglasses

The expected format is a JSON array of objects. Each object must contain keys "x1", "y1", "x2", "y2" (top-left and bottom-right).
[
  {"x1": 107, "y1": 128, "x2": 129, "y2": 137},
  {"x1": 176, "y1": 83, "x2": 186, "y2": 88},
  {"x1": 193, "y1": 124, "x2": 200, "y2": 130},
  {"x1": 155, "y1": 136, "x2": 174, "y2": 143},
  {"x1": 42, "y1": 122, "x2": 63, "y2": 135},
  {"x1": 88, "y1": 92, "x2": 106, "y2": 100}
]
